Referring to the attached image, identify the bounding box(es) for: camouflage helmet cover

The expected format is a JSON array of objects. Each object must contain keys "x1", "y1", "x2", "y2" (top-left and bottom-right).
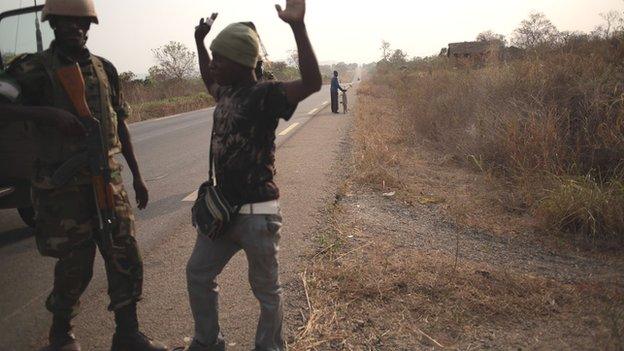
[{"x1": 42, "y1": 0, "x2": 99, "y2": 24}]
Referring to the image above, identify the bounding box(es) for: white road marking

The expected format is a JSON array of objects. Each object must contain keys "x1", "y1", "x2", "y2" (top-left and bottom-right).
[
  {"x1": 182, "y1": 190, "x2": 198, "y2": 202},
  {"x1": 278, "y1": 122, "x2": 300, "y2": 136},
  {"x1": 308, "y1": 107, "x2": 319, "y2": 115}
]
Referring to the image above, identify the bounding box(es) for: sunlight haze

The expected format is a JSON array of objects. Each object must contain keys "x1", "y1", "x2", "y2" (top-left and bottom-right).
[{"x1": 1, "y1": 0, "x2": 623, "y2": 74}]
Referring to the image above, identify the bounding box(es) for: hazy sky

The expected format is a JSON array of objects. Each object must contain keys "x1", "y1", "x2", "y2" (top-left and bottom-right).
[{"x1": 1, "y1": 0, "x2": 623, "y2": 74}]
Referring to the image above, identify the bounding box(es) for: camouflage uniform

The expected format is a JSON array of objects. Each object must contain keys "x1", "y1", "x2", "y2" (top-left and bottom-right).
[{"x1": 7, "y1": 42, "x2": 143, "y2": 318}]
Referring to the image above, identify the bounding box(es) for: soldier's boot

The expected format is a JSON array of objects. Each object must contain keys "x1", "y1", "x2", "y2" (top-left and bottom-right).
[
  {"x1": 39, "y1": 315, "x2": 81, "y2": 351},
  {"x1": 110, "y1": 303, "x2": 168, "y2": 351}
]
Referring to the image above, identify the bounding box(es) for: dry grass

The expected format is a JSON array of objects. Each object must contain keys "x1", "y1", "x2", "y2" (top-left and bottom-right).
[
  {"x1": 289, "y1": 190, "x2": 624, "y2": 350},
  {"x1": 126, "y1": 93, "x2": 213, "y2": 123},
  {"x1": 352, "y1": 82, "x2": 534, "y2": 237},
  {"x1": 123, "y1": 79, "x2": 214, "y2": 123},
  {"x1": 365, "y1": 35, "x2": 624, "y2": 244},
  {"x1": 289, "y1": 65, "x2": 624, "y2": 349}
]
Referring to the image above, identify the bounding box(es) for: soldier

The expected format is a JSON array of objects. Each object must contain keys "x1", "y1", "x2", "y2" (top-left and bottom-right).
[{"x1": 5, "y1": 0, "x2": 167, "y2": 350}]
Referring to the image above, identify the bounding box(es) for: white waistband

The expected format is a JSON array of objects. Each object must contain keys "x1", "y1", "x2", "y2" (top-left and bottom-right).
[{"x1": 238, "y1": 200, "x2": 280, "y2": 215}]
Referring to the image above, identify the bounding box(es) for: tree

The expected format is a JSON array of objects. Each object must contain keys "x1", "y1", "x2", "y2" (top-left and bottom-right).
[
  {"x1": 271, "y1": 61, "x2": 288, "y2": 72},
  {"x1": 511, "y1": 12, "x2": 559, "y2": 49},
  {"x1": 287, "y1": 49, "x2": 299, "y2": 69},
  {"x1": 476, "y1": 30, "x2": 507, "y2": 45},
  {"x1": 388, "y1": 49, "x2": 407, "y2": 65},
  {"x1": 269, "y1": 60, "x2": 299, "y2": 81},
  {"x1": 595, "y1": 10, "x2": 623, "y2": 38},
  {"x1": 380, "y1": 40, "x2": 391, "y2": 61},
  {"x1": 147, "y1": 65, "x2": 167, "y2": 82},
  {"x1": 151, "y1": 41, "x2": 197, "y2": 80},
  {"x1": 119, "y1": 71, "x2": 136, "y2": 84}
]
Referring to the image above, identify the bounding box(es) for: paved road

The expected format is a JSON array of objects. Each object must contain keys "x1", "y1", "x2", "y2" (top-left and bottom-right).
[{"x1": 0, "y1": 79, "x2": 358, "y2": 350}]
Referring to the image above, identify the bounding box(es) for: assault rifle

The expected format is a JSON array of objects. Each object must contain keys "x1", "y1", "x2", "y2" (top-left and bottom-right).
[{"x1": 55, "y1": 63, "x2": 117, "y2": 252}]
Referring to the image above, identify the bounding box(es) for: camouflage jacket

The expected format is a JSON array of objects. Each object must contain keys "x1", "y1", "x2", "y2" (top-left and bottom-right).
[
  {"x1": 7, "y1": 42, "x2": 130, "y2": 188},
  {"x1": 211, "y1": 81, "x2": 297, "y2": 206}
]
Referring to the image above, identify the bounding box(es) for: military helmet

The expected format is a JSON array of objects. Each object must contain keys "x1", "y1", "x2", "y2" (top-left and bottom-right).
[{"x1": 42, "y1": 0, "x2": 99, "y2": 24}]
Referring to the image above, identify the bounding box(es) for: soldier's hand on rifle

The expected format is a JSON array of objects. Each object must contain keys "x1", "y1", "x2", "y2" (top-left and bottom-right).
[
  {"x1": 275, "y1": 0, "x2": 305, "y2": 24},
  {"x1": 46, "y1": 107, "x2": 86, "y2": 137},
  {"x1": 133, "y1": 178, "x2": 149, "y2": 210},
  {"x1": 195, "y1": 13, "x2": 218, "y2": 42}
]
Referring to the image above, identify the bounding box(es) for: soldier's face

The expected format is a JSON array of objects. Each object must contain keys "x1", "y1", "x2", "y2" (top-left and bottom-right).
[
  {"x1": 210, "y1": 52, "x2": 252, "y2": 86},
  {"x1": 50, "y1": 16, "x2": 91, "y2": 50}
]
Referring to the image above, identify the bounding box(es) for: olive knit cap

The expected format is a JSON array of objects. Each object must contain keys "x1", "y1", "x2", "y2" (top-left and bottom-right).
[{"x1": 210, "y1": 22, "x2": 260, "y2": 69}]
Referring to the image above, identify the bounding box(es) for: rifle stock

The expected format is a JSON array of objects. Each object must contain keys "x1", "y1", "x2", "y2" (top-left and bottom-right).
[
  {"x1": 56, "y1": 64, "x2": 116, "y2": 217},
  {"x1": 56, "y1": 64, "x2": 92, "y2": 118}
]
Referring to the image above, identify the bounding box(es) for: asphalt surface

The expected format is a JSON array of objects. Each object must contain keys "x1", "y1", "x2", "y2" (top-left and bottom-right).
[{"x1": 0, "y1": 77, "x2": 358, "y2": 350}]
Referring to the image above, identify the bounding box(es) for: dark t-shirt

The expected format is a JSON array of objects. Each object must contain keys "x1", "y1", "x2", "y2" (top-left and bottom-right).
[{"x1": 211, "y1": 81, "x2": 297, "y2": 206}]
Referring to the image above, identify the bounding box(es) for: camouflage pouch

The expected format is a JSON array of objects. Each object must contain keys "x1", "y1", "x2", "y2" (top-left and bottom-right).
[{"x1": 191, "y1": 180, "x2": 239, "y2": 239}]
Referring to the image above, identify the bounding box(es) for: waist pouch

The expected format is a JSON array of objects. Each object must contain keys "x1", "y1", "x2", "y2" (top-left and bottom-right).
[{"x1": 191, "y1": 180, "x2": 240, "y2": 239}]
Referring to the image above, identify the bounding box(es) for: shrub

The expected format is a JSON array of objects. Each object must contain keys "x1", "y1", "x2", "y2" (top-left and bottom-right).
[{"x1": 371, "y1": 34, "x2": 624, "y2": 242}]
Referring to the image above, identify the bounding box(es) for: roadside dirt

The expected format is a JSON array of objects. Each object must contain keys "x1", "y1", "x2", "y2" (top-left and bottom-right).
[{"x1": 290, "y1": 83, "x2": 624, "y2": 350}]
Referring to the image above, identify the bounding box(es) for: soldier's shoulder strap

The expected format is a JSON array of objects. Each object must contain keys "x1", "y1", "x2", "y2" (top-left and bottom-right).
[{"x1": 92, "y1": 55, "x2": 119, "y2": 83}]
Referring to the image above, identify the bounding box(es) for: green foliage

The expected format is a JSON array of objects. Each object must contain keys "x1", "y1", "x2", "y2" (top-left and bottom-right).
[
  {"x1": 130, "y1": 92, "x2": 213, "y2": 122},
  {"x1": 539, "y1": 176, "x2": 624, "y2": 243},
  {"x1": 269, "y1": 61, "x2": 300, "y2": 81}
]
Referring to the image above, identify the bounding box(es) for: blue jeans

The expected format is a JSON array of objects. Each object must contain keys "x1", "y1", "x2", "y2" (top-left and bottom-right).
[{"x1": 186, "y1": 214, "x2": 284, "y2": 351}]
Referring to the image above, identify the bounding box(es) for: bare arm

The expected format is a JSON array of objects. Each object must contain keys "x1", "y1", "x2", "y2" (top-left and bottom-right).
[
  {"x1": 195, "y1": 14, "x2": 219, "y2": 97},
  {"x1": 276, "y1": 0, "x2": 322, "y2": 105},
  {"x1": 118, "y1": 120, "x2": 149, "y2": 209}
]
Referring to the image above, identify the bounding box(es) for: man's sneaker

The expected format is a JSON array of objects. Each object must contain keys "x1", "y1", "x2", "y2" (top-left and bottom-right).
[{"x1": 110, "y1": 331, "x2": 168, "y2": 351}]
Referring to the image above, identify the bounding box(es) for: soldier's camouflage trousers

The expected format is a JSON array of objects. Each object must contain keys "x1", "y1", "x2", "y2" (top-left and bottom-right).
[{"x1": 32, "y1": 159, "x2": 143, "y2": 318}]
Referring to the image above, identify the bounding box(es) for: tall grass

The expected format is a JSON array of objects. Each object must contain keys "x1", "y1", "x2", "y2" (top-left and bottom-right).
[
  {"x1": 372, "y1": 34, "x2": 624, "y2": 243},
  {"x1": 122, "y1": 79, "x2": 213, "y2": 122}
]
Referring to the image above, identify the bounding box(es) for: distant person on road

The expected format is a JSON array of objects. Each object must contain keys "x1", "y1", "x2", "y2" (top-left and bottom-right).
[
  {"x1": 331, "y1": 70, "x2": 347, "y2": 113},
  {"x1": 5, "y1": 0, "x2": 167, "y2": 350},
  {"x1": 184, "y1": 0, "x2": 322, "y2": 350},
  {"x1": 341, "y1": 87, "x2": 349, "y2": 113}
]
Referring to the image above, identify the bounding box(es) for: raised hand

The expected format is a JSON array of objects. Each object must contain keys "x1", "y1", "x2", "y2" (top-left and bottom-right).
[
  {"x1": 275, "y1": 0, "x2": 305, "y2": 24},
  {"x1": 195, "y1": 13, "x2": 218, "y2": 42}
]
